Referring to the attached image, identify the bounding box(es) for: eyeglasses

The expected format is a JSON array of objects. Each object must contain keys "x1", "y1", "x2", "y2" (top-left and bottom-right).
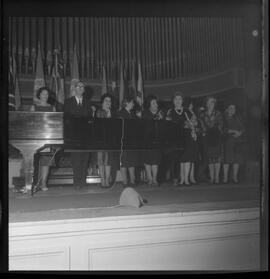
[{"x1": 76, "y1": 85, "x2": 85, "y2": 88}]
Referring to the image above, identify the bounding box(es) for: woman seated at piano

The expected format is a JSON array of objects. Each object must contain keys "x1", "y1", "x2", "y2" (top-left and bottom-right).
[
  {"x1": 142, "y1": 95, "x2": 164, "y2": 186},
  {"x1": 30, "y1": 86, "x2": 56, "y2": 191},
  {"x1": 116, "y1": 96, "x2": 139, "y2": 187},
  {"x1": 30, "y1": 86, "x2": 56, "y2": 112},
  {"x1": 95, "y1": 93, "x2": 114, "y2": 188}
]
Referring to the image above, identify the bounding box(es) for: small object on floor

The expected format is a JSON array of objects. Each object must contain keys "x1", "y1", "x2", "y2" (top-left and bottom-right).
[{"x1": 119, "y1": 187, "x2": 145, "y2": 208}]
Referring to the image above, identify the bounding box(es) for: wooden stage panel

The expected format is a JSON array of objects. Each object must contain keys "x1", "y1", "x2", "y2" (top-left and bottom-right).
[
  {"x1": 9, "y1": 208, "x2": 260, "y2": 271},
  {"x1": 9, "y1": 182, "x2": 260, "y2": 270}
]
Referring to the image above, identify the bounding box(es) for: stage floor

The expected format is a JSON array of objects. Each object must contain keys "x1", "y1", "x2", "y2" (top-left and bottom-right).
[{"x1": 9, "y1": 181, "x2": 260, "y2": 223}]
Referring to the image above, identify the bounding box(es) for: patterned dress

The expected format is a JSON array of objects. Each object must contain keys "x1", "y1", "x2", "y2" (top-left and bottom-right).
[
  {"x1": 223, "y1": 114, "x2": 245, "y2": 164},
  {"x1": 199, "y1": 109, "x2": 224, "y2": 163}
]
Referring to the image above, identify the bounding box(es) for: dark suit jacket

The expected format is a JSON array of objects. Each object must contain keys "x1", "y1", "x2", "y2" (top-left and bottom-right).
[{"x1": 64, "y1": 95, "x2": 93, "y2": 119}]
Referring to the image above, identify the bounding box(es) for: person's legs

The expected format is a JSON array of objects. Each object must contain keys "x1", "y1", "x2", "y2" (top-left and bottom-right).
[
  {"x1": 128, "y1": 167, "x2": 136, "y2": 184},
  {"x1": 71, "y1": 152, "x2": 82, "y2": 188},
  {"x1": 209, "y1": 163, "x2": 214, "y2": 183},
  {"x1": 99, "y1": 165, "x2": 105, "y2": 186},
  {"x1": 120, "y1": 167, "x2": 128, "y2": 186},
  {"x1": 223, "y1": 163, "x2": 229, "y2": 183},
  {"x1": 190, "y1": 162, "x2": 197, "y2": 184},
  {"x1": 144, "y1": 164, "x2": 153, "y2": 185},
  {"x1": 232, "y1": 163, "x2": 240, "y2": 183},
  {"x1": 39, "y1": 166, "x2": 50, "y2": 191},
  {"x1": 179, "y1": 163, "x2": 185, "y2": 184},
  {"x1": 152, "y1": 165, "x2": 158, "y2": 184},
  {"x1": 214, "y1": 162, "x2": 221, "y2": 184},
  {"x1": 184, "y1": 162, "x2": 191, "y2": 185},
  {"x1": 81, "y1": 152, "x2": 90, "y2": 187},
  {"x1": 105, "y1": 165, "x2": 111, "y2": 187}
]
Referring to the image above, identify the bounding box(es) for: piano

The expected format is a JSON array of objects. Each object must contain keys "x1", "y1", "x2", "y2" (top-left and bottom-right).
[{"x1": 9, "y1": 111, "x2": 184, "y2": 194}]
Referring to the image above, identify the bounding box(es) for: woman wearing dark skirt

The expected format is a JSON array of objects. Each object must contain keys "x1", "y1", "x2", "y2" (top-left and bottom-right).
[
  {"x1": 181, "y1": 98, "x2": 200, "y2": 185},
  {"x1": 166, "y1": 92, "x2": 186, "y2": 186},
  {"x1": 95, "y1": 93, "x2": 114, "y2": 188},
  {"x1": 116, "y1": 97, "x2": 139, "y2": 187},
  {"x1": 222, "y1": 104, "x2": 245, "y2": 183},
  {"x1": 142, "y1": 95, "x2": 164, "y2": 186},
  {"x1": 30, "y1": 87, "x2": 56, "y2": 191},
  {"x1": 199, "y1": 96, "x2": 224, "y2": 184}
]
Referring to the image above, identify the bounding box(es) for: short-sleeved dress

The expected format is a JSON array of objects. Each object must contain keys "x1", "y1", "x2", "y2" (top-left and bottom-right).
[
  {"x1": 199, "y1": 110, "x2": 223, "y2": 163},
  {"x1": 34, "y1": 105, "x2": 56, "y2": 167},
  {"x1": 142, "y1": 109, "x2": 164, "y2": 165},
  {"x1": 116, "y1": 108, "x2": 140, "y2": 168},
  {"x1": 223, "y1": 114, "x2": 245, "y2": 164}
]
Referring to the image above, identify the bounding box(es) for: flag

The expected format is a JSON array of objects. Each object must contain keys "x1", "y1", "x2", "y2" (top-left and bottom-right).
[
  {"x1": 111, "y1": 63, "x2": 118, "y2": 111},
  {"x1": 8, "y1": 57, "x2": 15, "y2": 110},
  {"x1": 119, "y1": 63, "x2": 125, "y2": 109},
  {"x1": 33, "y1": 43, "x2": 45, "y2": 104},
  {"x1": 51, "y1": 49, "x2": 65, "y2": 104},
  {"x1": 101, "y1": 65, "x2": 107, "y2": 95},
  {"x1": 70, "y1": 44, "x2": 80, "y2": 97},
  {"x1": 46, "y1": 50, "x2": 53, "y2": 76},
  {"x1": 8, "y1": 56, "x2": 21, "y2": 110},
  {"x1": 131, "y1": 61, "x2": 137, "y2": 99},
  {"x1": 137, "y1": 62, "x2": 144, "y2": 109}
]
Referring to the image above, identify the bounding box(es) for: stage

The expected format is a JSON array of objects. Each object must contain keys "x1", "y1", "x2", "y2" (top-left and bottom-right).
[
  {"x1": 8, "y1": 181, "x2": 261, "y2": 270},
  {"x1": 9, "y1": 181, "x2": 260, "y2": 222}
]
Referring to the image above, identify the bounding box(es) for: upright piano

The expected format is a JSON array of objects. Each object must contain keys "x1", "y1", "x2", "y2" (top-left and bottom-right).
[{"x1": 9, "y1": 111, "x2": 184, "y2": 193}]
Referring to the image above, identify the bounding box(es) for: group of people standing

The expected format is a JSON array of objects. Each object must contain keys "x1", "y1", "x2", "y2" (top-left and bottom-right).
[{"x1": 31, "y1": 81, "x2": 245, "y2": 192}]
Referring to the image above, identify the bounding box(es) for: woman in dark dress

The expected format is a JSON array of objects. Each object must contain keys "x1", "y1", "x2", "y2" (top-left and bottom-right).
[
  {"x1": 166, "y1": 92, "x2": 187, "y2": 186},
  {"x1": 30, "y1": 87, "x2": 56, "y2": 191},
  {"x1": 222, "y1": 104, "x2": 245, "y2": 183},
  {"x1": 95, "y1": 93, "x2": 114, "y2": 188},
  {"x1": 116, "y1": 97, "x2": 138, "y2": 187},
  {"x1": 199, "y1": 96, "x2": 223, "y2": 184},
  {"x1": 182, "y1": 98, "x2": 200, "y2": 185},
  {"x1": 142, "y1": 95, "x2": 164, "y2": 186}
]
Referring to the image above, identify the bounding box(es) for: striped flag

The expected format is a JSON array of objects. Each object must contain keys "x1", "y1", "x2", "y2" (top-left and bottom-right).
[
  {"x1": 119, "y1": 63, "x2": 125, "y2": 109},
  {"x1": 51, "y1": 49, "x2": 65, "y2": 104},
  {"x1": 101, "y1": 65, "x2": 107, "y2": 95},
  {"x1": 33, "y1": 43, "x2": 45, "y2": 104},
  {"x1": 137, "y1": 62, "x2": 144, "y2": 109},
  {"x1": 8, "y1": 56, "x2": 21, "y2": 110},
  {"x1": 111, "y1": 63, "x2": 118, "y2": 111},
  {"x1": 70, "y1": 44, "x2": 80, "y2": 97},
  {"x1": 131, "y1": 61, "x2": 137, "y2": 99}
]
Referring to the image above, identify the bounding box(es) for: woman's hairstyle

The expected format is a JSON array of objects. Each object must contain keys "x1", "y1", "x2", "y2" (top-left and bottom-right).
[
  {"x1": 36, "y1": 86, "x2": 50, "y2": 99},
  {"x1": 100, "y1": 93, "x2": 113, "y2": 105},
  {"x1": 225, "y1": 104, "x2": 236, "y2": 114},
  {"x1": 172, "y1": 92, "x2": 184, "y2": 103},
  {"x1": 122, "y1": 96, "x2": 134, "y2": 108},
  {"x1": 145, "y1": 94, "x2": 158, "y2": 109}
]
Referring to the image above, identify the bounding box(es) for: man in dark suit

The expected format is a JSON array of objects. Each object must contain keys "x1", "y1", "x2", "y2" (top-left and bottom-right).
[{"x1": 64, "y1": 81, "x2": 92, "y2": 189}]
